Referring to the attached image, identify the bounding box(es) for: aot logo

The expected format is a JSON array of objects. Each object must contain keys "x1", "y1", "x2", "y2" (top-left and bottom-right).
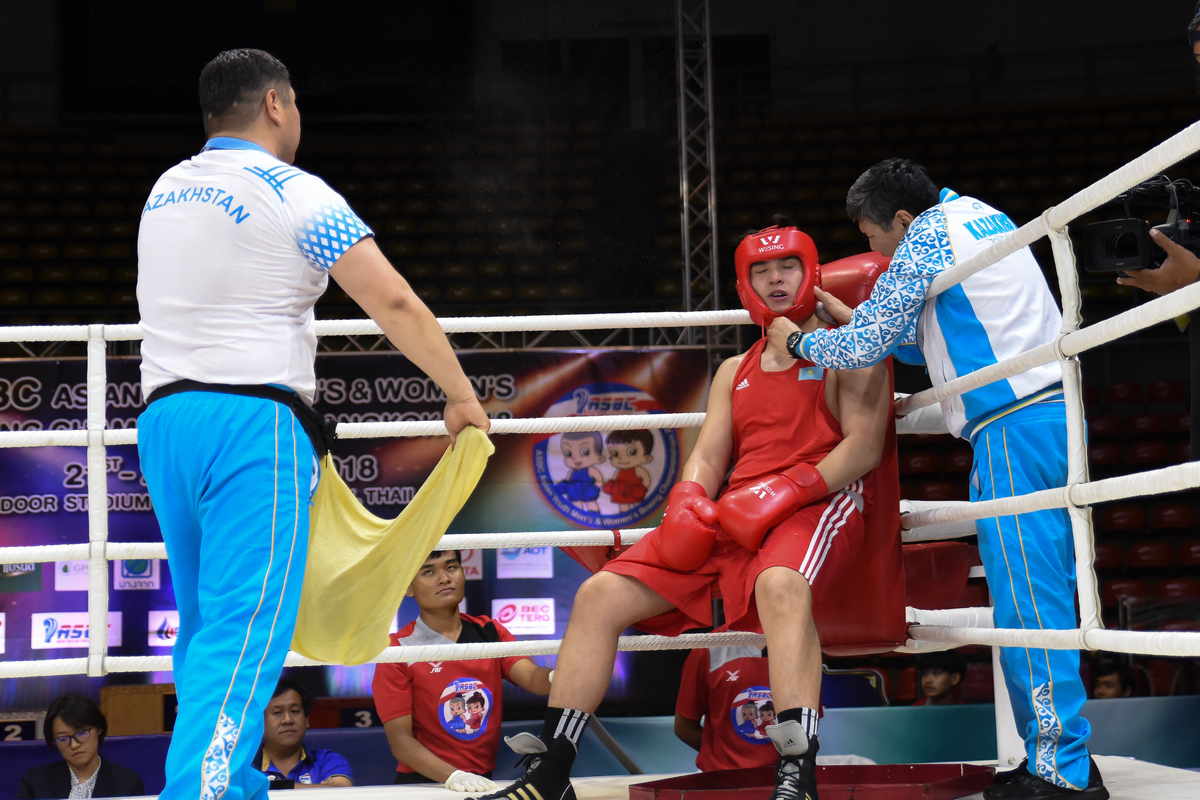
[
  {"x1": 31, "y1": 612, "x2": 123, "y2": 650},
  {"x1": 490, "y1": 598, "x2": 554, "y2": 635},
  {"x1": 115, "y1": 559, "x2": 160, "y2": 590},
  {"x1": 148, "y1": 610, "x2": 180, "y2": 647},
  {"x1": 495, "y1": 547, "x2": 553, "y2": 579}
]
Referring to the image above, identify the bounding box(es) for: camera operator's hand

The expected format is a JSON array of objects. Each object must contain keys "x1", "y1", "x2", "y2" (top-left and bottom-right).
[{"x1": 1117, "y1": 228, "x2": 1200, "y2": 295}]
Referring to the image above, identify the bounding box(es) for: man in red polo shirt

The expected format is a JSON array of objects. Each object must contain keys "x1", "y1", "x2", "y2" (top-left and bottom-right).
[
  {"x1": 372, "y1": 550, "x2": 553, "y2": 792},
  {"x1": 675, "y1": 646, "x2": 777, "y2": 771}
]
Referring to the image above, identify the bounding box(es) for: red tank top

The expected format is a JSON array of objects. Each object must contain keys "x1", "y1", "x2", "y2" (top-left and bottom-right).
[{"x1": 725, "y1": 338, "x2": 844, "y2": 494}]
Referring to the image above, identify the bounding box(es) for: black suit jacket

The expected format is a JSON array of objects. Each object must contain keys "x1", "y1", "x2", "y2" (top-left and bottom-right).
[{"x1": 16, "y1": 757, "x2": 145, "y2": 800}]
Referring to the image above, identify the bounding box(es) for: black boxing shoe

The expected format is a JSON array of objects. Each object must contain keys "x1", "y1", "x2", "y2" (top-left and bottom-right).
[
  {"x1": 983, "y1": 757, "x2": 1108, "y2": 800},
  {"x1": 764, "y1": 720, "x2": 819, "y2": 800},
  {"x1": 469, "y1": 732, "x2": 577, "y2": 800},
  {"x1": 992, "y1": 758, "x2": 1029, "y2": 786}
]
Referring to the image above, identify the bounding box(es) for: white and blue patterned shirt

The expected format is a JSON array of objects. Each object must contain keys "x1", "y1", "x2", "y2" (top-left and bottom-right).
[
  {"x1": 137, "y1": 137, "x2": 373, "y2": 404},
  {"x1": 799, "y1": 190, "x2": 1062, "y2": 438}
]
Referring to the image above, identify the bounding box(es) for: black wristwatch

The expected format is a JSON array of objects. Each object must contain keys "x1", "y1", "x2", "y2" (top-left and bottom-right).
[{"x1": 785, "y1": 331, "x2": 803, "y2": 359}]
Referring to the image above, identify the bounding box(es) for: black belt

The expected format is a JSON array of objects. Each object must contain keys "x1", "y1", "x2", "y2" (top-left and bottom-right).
[{"x1": 145, "y1": 380, "x2": 337, "y2": 458}]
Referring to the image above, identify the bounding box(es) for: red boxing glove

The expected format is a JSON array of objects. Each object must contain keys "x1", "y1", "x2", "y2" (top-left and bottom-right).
[
  {"x1": 655, "y1": 481, "x2": 719, "y2": 572},
  {"x1": 718, "y1": 462, "x2": 828, "y2": 551}
]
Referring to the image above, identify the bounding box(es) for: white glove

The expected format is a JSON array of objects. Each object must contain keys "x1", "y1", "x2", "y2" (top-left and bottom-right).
[{"x1": 444, "y1": 770, "x2": 497, "y2": 793}]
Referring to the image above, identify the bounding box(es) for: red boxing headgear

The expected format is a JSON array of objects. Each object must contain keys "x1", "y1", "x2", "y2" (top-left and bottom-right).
[{"x1": 734, "y1": 225, "x2": 821, "y2": 327}]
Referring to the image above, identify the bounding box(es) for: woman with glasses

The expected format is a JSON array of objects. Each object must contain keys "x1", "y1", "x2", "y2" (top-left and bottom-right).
[{"x1": 16, "y1": 693, "x2": 145, "y2": 800}]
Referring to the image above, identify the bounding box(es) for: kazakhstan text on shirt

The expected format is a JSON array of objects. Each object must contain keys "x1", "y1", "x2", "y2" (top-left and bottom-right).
[
  {"x1": 141, "y1": 186, "x2": 251, "y2": 224},
  {"x1": 962, "y1": 212, "x2": 1016, "y2": 241}
]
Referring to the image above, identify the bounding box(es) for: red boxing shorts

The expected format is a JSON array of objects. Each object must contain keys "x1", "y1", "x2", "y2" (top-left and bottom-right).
[{"x1": 602, "y1": 480, "x2": 866, "y2": 636}]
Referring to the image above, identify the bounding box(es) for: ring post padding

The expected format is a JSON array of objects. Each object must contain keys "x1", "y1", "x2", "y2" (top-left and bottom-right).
[{"x1": 86, "y1": 326, "x2": 110, "y2": 677}]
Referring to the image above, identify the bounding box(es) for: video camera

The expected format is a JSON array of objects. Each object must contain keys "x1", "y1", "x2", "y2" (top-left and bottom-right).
[{"x1": 1082, "y1": 176, "x2": 1200, "y2": 273}]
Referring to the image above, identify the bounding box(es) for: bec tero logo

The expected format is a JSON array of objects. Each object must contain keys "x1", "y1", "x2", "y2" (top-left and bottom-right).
[
  {"x1": 490, "y1": 598, "x2": 555, "y2": 635},
  {"x1": 31, "y1": 612, "x2": 123, "y2": 650},
  {"x1": 148, "y1": 610, "x2": 180, "y2": 647}
]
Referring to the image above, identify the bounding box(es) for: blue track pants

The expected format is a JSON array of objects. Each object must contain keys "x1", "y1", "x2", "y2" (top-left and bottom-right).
[
  {"x1": 970, "y1": 401, "x2": 1091, "y2": 789},
  {"x1": 140, "y1": 392, "x2": 315, "y2": 800}
]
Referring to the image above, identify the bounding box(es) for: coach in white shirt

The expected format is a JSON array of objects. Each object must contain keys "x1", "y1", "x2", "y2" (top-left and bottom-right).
[{"x1": 136, "y1": 48, "x2": 489, "y2": 800}]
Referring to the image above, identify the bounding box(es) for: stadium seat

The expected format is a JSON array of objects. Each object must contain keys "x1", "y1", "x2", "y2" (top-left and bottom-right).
[
  {"x1": 1145, "y1": 659, "x2": 1181, "y2": 696},
  {"x1": 1105, "y1": 382, "x2": 1143, "y2": 409},
  {"x1": 900, "y1": 451, "x2": 942, "y2": 475},
  {"x1": 914, "y1": 481, "x2": 960, "y2": 502},
  {"x1": 1086, "y1": 414, "x2": 1123, "y2": 439},
  {"x1": 893, "y1": 666, "x2": 917, "y2": 704},
  {"x1": 1172, "y1": 441, "x2": 1190, "y2": 463},
  {"x1": 1100, "y1": 578, "x2": 1146, "y2": 608},
  {"x1": 943, "y1": 448, "x2": 973, "y2": 474},
  {"x1": 0, "y1": 266, "x2": 34, "y2": 283},
  {"x1": 1092, "y1": 542, "x2": 1123, "y2": 571},
  {"x1": 1126, "y1": 440, "x2": 1168, "y2": 467},
  {"x1": 1087, "y1": 443, "x2": 1123, "y2": 469},
  {"x1": 1147, "y1": 380, "x2": 1186, "y2": 409},
  {"x1": 38, "y1": 266, "x2": 72, "y2": 283},
  {"x1": 961, "y1": 662, "x2": 995, "y2": 703},
  {"x1": 1126, "y1": 541, "x2": 1174, "y2": 569},
  {"x1": 1127, "y1": 413, "x2": 1165, "y2": 437},
  {"x1": 1097, "y1": 504, "x2": 1146, "y2": 533},
  {"x1": 1178, "y1": 540, "x2": 1200, "y2": 567},
  {"x1": 1155, "y1": 578, "x2": 1200, "y2": 600},
  {"x1": 1150, "y1": 503, "x2": 1195, "y2": 530}
]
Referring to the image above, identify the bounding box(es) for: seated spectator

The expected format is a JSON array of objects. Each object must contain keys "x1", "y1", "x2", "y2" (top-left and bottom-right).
[
  {"x1": 256, "y1": 678, "x2": 353, "y2": 787},
  {"x1": 1091, "y1": 660, "x2": 1135, "y2": 699},
  {"x1": 914, "y1": 650, "x2": 967, "y2": 706},
  {"x1": 16, "y1": 693, "x2": 144, "y2": 800},
  {"x1": 372, "y1": 549, "x2": 553, "y2": 792},
  {"x1": 674, "y1": 645, "x2": 778, "y2": 771}
]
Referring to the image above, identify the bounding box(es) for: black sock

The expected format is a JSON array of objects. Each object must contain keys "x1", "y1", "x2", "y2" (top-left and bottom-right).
[
  {"x1": 777, "y1": 707, "x2": 819, "y2": 739},
  {"x1": 540, "y1": 706, "x2": 590, "y2": 765}
]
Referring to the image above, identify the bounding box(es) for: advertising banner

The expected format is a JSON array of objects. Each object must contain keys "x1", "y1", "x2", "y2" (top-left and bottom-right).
[{"x1": 0, "y1": 349, "x2": 708, "y2": 702}]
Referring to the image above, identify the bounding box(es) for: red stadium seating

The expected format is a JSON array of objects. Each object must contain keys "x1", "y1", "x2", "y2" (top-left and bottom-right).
[
  {"x1": 1145, "y1": 659, "x2": 1181, "y2": 696},
  {"x1": 944, "y1": 449, "x2": 973, "y2": 474},
  {"x1": 893, "y1": 666, "x2": 917, "y2": 703},
  {"x1": 1178, "y1": 540, "x2": 1200, "y2": 567},
  {"x1": 1105, "y1": 382, "x2": 1143, "y2": 408},
  {"x1": 1169, "y1": 412, "x2": 1190, "y2": 436},
  {"x1": 1155, "y1": 578, "x2": 1200, "y2": 601},
  {"x1": 1092, "y1": 542, "x2": 1123, "y2": 571},
  {"x1": 1151, "y1": 502, "x2": 1196, "y2": 530},
  {"x1": 1082, "y1": 385, "x2": 1100, "y2": 409},
  {"x1": 914, "y1": 481, "x2": 961, "y2": 502},
  {"x1": 1127, "y1": 413, "x2": 1165, "y2": 437},
  {"x1": 961, "y1": 662, "x2": 995, "y2": 703},
  {"x1": 1086, "y1": 414, "x2": 1123, "y2": 439},
  {"x1": 1101, "y1": 578, "x2": 1147, "y2": 608},
  {"x1": 1126, "y1": 541, "x2": 1174, "y2": 569},
  {"x1": 1087, "y1": 443, "x2": 1123, "y2": 469},
  {"x1": 1126, "y1": 440, "x2": 1169, "y2": 467},
  {"x1": 900, "y1": 451, "x2": 942, "y2": 475},
  {"x1": 1097, "y1": 504, "x2": 1146, "y2": 534},
  {"x1": 1147, "y1": 380, "x2": 1186, "y2": 407}
]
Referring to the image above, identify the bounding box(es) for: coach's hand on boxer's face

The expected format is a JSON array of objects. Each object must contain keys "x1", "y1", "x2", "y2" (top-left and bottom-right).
[
  {"x1": 767, "y1": 289, "x2": 846, "y2": 358},
  {"x1": 1116, "y1": 228, "x2": 1200, "y2": 296},
  {"x1": 443, "y1": 396, "x2": 490, "y2": 448}
]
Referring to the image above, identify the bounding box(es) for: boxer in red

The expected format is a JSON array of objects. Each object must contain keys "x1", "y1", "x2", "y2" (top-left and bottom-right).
[{"x1": 471, "y1": 225, "x2": 891, "y2": 800}]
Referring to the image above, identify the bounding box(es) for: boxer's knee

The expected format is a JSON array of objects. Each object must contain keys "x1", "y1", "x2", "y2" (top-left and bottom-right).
[
  {"x1": 755, "y1": 567, "x2": 812, "y2": 616},
  {"x1": 571, "y1": 571, "x2": 638, "y2": 628}
]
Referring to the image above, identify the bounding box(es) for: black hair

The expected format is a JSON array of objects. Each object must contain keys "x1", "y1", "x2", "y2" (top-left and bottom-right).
[
  {"x1": 199, "y1": 49, "x2": 292, "y2": 136},
  {"x1": 845, "y1": 158, "x2": 940, "y2": 231},
  {"x1": 1094, "y1": 659, "x2": 1135, "y2": 692},
  {"x1": 426, "y1": 549, "x2": 463, "y2": 565},
  {"x1": 271, "y1": 677, "x2": 315, "y2": 716},
  {"x1": 605, "y1": 429, "x2": 654, "y2": 454},
  {"x1": 915, "y1": 649, "x2": 968, "y2": 678},
  {"x1": 44, "y1": 693, "x2": 107, "y2": 750}
]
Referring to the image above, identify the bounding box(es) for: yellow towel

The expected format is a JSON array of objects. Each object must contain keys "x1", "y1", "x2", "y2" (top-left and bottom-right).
[{"x1": 291, "y1": 426, "x2": 494, "y2": 665}]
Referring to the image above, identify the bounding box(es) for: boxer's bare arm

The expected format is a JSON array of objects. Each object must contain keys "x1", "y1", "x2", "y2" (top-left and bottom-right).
[
  {"x1": 678, "y1": 356, "x2": 739, "y2": 498},
  {"x1": 329, "y1": 238, "x2": 489, "y2": 445},
  {"x1": 814, "y1": 362, "x2": 890, "y2": 491}
]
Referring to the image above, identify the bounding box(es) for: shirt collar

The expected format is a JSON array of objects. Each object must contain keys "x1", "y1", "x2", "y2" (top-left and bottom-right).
[
  {"x1": 261, "y1": 745, "x2": 310, "y2": 773},
  {"x1": 201, "y1": 137, "x2": 275, "y2": 157},
  {"x1": 939, "y1": 187, "x2": 960, "y2": 203}
]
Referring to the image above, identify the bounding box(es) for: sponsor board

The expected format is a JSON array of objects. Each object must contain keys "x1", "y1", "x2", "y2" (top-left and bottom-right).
[
  {"x1": 490, "y1": 598, "x2": 555, "y2": 635},
  {"x1": 148, "y1": 610, "x2": 180, "y2": 647},
  {"x1": 460, "y1": 549, "x2": 483, "y2": 581},
  {"x1": 0, "y1": 612, "x2": 5, "y2": 654},
  {"x1": 495, "y1": 547, "x2": 554, "y2": 580},
  {"x1": 31, "y1": 611, "x2": 122, "y2": 649},
  {"x1": 54, "y1": 560, "x2": 90, "y2": 592},
  {"x1": 0, "y1": 562, "x2": 41, "y2": 592},
  {"x1": 115, "y1": 559, "x2": 161, "y2": 590}
]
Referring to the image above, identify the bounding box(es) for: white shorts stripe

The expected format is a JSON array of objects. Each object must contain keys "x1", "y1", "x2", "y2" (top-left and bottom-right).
[{"x1": 800, "y1": 481, "x2": 863, "y2": 586}]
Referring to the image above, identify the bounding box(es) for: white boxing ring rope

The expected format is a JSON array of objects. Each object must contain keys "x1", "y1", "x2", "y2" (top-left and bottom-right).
[{"x1": 3, "y1": 122, "x2": 1200, "y2": 682}]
